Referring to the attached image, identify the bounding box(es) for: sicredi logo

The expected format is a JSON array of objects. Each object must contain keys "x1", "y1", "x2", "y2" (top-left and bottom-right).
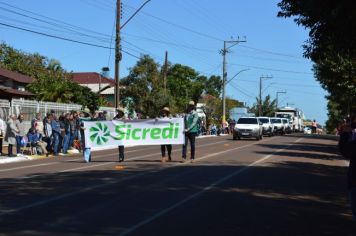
[
  {"x1": 89, "y1": 122, "x2": 110, "y2": 145},
  {"x1": 89, "y1": 122, "x2": 181, "y2": 145}
]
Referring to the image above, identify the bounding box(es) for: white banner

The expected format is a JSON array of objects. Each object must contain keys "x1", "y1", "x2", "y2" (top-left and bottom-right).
[{"x1": 84, "y1": 118, "x2": 185, "y2": 149}]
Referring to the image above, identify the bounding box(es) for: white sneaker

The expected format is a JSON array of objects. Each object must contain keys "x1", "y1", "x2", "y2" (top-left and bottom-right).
[{"x1": 17, "y1": 153, "x2": 23, "y2": 157}]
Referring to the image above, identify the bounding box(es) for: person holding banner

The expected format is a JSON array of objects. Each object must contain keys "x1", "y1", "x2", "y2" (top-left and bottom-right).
[
  {"x1": 114, "y1": 107, "x2": 126, "y2": 162},
  {"x1": 80, "y1": 111, "x2": 92, "y2": 163},
  {"x1": 159, "y1": 107, "x2": 172, "y2": 162},
  {"x1": 182, "y1": 101, "x2": 199, "y2": 163}
]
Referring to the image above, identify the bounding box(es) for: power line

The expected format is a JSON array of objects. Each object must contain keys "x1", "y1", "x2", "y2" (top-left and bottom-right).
[
  {"x1": 122, "y1": 33, "x2": 216, "y2": 52},
  {"x1": 0, "y1": 22, "x2": 114, "y2": 49},
  {"x1": 123, "y1": 3, "x2": 223, "y2": 42},
  {"x1": 0, "y1": 2, "x2": 112, "y2": 38},
  {"x1": 238, "y1": 45, "x2": 303, "y2": 59},
  {"x1": 121, "y1": 49, "x2": 141, "y2": 60},
  {"x1": 230, "y1": 63, "x2": 313, "y2": 75}
]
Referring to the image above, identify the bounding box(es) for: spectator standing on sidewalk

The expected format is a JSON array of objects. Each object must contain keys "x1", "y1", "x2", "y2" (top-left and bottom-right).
[
  {"x1": 5, "y1": 115, "x2": 18, "y2": 157},
  {"x1": 159, "y1": 107, "x2": 172, "y2": 162},
  {"x1": 32, "y1": 113, "x2": 44, "y2": 137},
  {"x1": 68, "y1": 111, "x2": 78, "y2": 149},
  {"x1": 51, "y1": 113, "x2": 61, "y2": 156},
  {"x1": 182, "y1": 101, "x2": 199, "y2": 163},
  {"x1": 43, "y1": 113, "x2": 53, "y2": 153},
  {"x1": 0, "y1": 115, "x2": 6, "y2": 156},
  {"x1": 311, "y1": 120, "x2": 317, "y2": 134},
  {"x1": 62, "y1": 113, "x2": 71, "y2": 155},
  {"x1": 80, "y1": 111, "x2": 92, "y2": 163},
  {"x1": 113, "y1": 107, "x2": 126, "y2": 162},
  {"x1": 339, "y1": 114, "x2": 356, "y2": 221},
  {"x1": 15, "y1": 114, "x2": 26, "y2": 156}
]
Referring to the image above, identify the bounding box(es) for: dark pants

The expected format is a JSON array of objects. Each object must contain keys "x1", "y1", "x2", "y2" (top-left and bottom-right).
[
  {"x1": 44, "y1": 136, "x2": 52, "y2": 152},
  {"x1": 15, "y1": 135, "x2": 23, "y2": 154},
  {"x1": 312, "y1": 127, "x2": 317, "y2": 134},
  {"x1": 350, "y1": 187, "x2": 356, "y2": 220},
  {"x1": 161, "y1": 145, "x2": 172, "y2": 158},
  {"x1": 119, "y1": 145, "x2": 124, "y2": 161},
  {"x1": 182, "y1": 132, "x2": 197, "y2": 160},
  {"x1": 69, "y1": 131, "x2": 77, "y2": 148},
  {"x1": 53, "y1": 132, "x2": 60, "y2": 155},
  {"x1": 8, "y1": 144, "x2": 13, "y2": 156}
]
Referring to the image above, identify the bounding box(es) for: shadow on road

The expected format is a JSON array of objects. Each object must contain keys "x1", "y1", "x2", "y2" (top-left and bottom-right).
[{"x1": 0, "y1": 134, "x2": 353, "y2": 235}]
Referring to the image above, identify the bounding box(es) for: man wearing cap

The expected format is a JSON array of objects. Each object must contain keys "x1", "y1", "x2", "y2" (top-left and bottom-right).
[
  {"x1": 114, "y1": 107, "x2": 126, "y2": 162},
  {"x1": 159, "y1": 107, "x2": 172, "y2": 162},
  {"x1": 182, "y1": 101, "x2": 199, "y2": 162}
]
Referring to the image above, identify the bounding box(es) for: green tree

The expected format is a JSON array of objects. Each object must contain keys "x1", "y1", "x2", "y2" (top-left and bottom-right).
[
  {"x1": 121, "y1": 55, "x2": 171, "y2": 117},
  {"x1": 167, "y1": 64, "x2": 200, "y2": 112},
  {"x1": 252, "y1": 95, "x2": 277, "y2": 117},
  {"x1": 277, "y1": 0, "x2": 356, "y2": 131},
  {"x1": 0, "y1": 42, "x2": 101, "y2": 109},
  {"x1": 204, "y1": 75, "x2": 222, "y2": 98}
]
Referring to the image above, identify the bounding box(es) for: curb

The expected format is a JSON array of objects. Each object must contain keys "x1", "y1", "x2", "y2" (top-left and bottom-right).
[{"x1": 0, "y1": 134, "x2": 228, "y2": 164}]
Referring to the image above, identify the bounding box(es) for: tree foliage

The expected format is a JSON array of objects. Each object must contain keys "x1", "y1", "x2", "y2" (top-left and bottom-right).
[
  {"x1": 121, "y1": 55, "x2": 223, "y2": 117},
  {"x1": 251, "y1": 95, "x2": 277, "y2": 117},
  {"x1": 277, "y1": 0, "x2": 356, "y2": 131},
  {"x1": 0, "y1": 42, "x2": 101, "y2": 110}
]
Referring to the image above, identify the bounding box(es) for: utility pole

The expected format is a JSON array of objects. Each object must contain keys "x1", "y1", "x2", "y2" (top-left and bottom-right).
[
  {"x1": 114, "y1": 0, "x2": 151, "y2": 109},
  {"x1": 221, "y1": 37, "x2": 246, "y2": 123},
  {"x1": 276, "y1": 90, "x2": 286, "y2": 109},
  {"x1": 259, "y1": 75, "x2": 272, "y2": 116},
  {"x1": 114, "y1": 0, "x2": 122, "y2": 109},
  {"x1": 163, "y1": 51, "x2": 168, "y2": 95}
]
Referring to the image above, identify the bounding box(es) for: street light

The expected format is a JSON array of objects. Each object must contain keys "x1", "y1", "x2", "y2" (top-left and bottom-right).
[{"x1": 226, "y1": 69, "x2": 250, "y2": 84}]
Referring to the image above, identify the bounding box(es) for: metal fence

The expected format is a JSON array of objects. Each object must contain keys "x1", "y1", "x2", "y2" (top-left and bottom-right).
[
  {"x1": 10, "y1": 99, "x2": 82, "y2": 122},
  {"x1": 0, "y1": 99, "x2": 10, "y2": 120},
  {"x1": 0, "y1": 99, "x2": 118, "y2": 145}
]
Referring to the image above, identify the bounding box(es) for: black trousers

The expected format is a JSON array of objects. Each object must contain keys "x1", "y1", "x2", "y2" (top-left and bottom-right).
[
  {"x1": 161, "y1": 145, "x2": 172, "y2": 158},
  {"x1": 182, "y1": 132, "x2": 197, "y2": 160},
  {"x1": 118, "y1": 145, "x2": 124, "y2": 160}
]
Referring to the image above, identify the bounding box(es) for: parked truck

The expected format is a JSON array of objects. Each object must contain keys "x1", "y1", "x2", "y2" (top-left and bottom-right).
[{"x1": 275, "y1": 107, "x2": 304, "y2": 132}]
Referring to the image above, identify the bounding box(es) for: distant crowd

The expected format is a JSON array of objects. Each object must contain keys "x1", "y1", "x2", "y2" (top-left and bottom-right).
[{"x1": 0, "y1": 110, "x2": 110, "y2": 157}]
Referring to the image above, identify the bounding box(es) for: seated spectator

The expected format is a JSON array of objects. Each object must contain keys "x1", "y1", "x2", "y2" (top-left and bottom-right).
[
  {"x1": 27, "y1": 128, "x2": 48, "y2": 156},
  {"x1": 211, "y1": 124, "x2": 217, "y2": 135}
]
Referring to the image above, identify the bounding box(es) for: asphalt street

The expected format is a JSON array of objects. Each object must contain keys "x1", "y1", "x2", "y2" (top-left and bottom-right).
[{"x1": 0, "y1": 134, "x2": 354, "y2": 236}]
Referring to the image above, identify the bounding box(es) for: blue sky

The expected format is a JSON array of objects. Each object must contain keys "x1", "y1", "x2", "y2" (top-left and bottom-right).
[{"x1": 0, "y1": 0, "x2": 328, "y2": 124}]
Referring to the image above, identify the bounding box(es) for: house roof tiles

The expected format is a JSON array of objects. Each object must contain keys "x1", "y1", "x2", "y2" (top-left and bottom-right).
[{"x1": 0, "y1": 67, "x2": 34, "y2": 83}]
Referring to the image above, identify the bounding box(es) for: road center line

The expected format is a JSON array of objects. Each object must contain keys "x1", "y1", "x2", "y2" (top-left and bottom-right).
[
  {"x1": 0, "y1": 139, "x2": 226, "y2": 173},
  {"x1": 0, "y1": 138, "x2": 276, "y2": 216},
  {"x1": 2, "y1": 140, "x2": 229, "y2": 180},
  {"x1": 117, "y1": 137, "x2": 303, "y2": 236}
]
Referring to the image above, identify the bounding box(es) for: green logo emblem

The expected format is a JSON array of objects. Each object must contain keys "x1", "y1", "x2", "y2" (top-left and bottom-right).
[{"x1": 89, "y1": 122, "x2": 110, "y2": 145}]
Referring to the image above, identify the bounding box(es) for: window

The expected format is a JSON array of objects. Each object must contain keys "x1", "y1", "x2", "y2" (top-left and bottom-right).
[
  {"x1": 258, "y1": 118, "x2": 269, "y2": 124},
  {"x1": 237, "y1": 118, "x2": 258, "y2": 124}
]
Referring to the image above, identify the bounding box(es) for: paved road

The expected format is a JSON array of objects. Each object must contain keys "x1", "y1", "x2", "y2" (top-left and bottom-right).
[{"x1": 0, "y1": 134, "x2": 354, "y2": 235}]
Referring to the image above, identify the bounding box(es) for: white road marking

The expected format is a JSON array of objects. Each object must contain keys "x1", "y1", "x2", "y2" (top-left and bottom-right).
[
  {"x1": 1, "y1": 140, "x2": 229, "y2": 180},
  {"x1": 117, "y1": 137, "x2": 303, "y2": 236},
  {"x1": 0, "y1": 138, "x2": 227, "y2": 173},
  {"x1": 0, "y1": 138, "x2": 277, "y2": 216}
]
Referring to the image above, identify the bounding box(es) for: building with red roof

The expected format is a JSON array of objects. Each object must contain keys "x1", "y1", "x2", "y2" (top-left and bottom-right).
[
  {"x1": 0, "y1": 67, "x2": 34, "y2": 100},
  {"x1": 71, "y1": 72, "x2": 116, "y2": 106}
]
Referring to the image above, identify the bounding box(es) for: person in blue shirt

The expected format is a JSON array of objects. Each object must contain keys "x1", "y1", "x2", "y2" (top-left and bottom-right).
[{"x1": 27, "y1": 128, "x2": 48, "y2": 156}]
